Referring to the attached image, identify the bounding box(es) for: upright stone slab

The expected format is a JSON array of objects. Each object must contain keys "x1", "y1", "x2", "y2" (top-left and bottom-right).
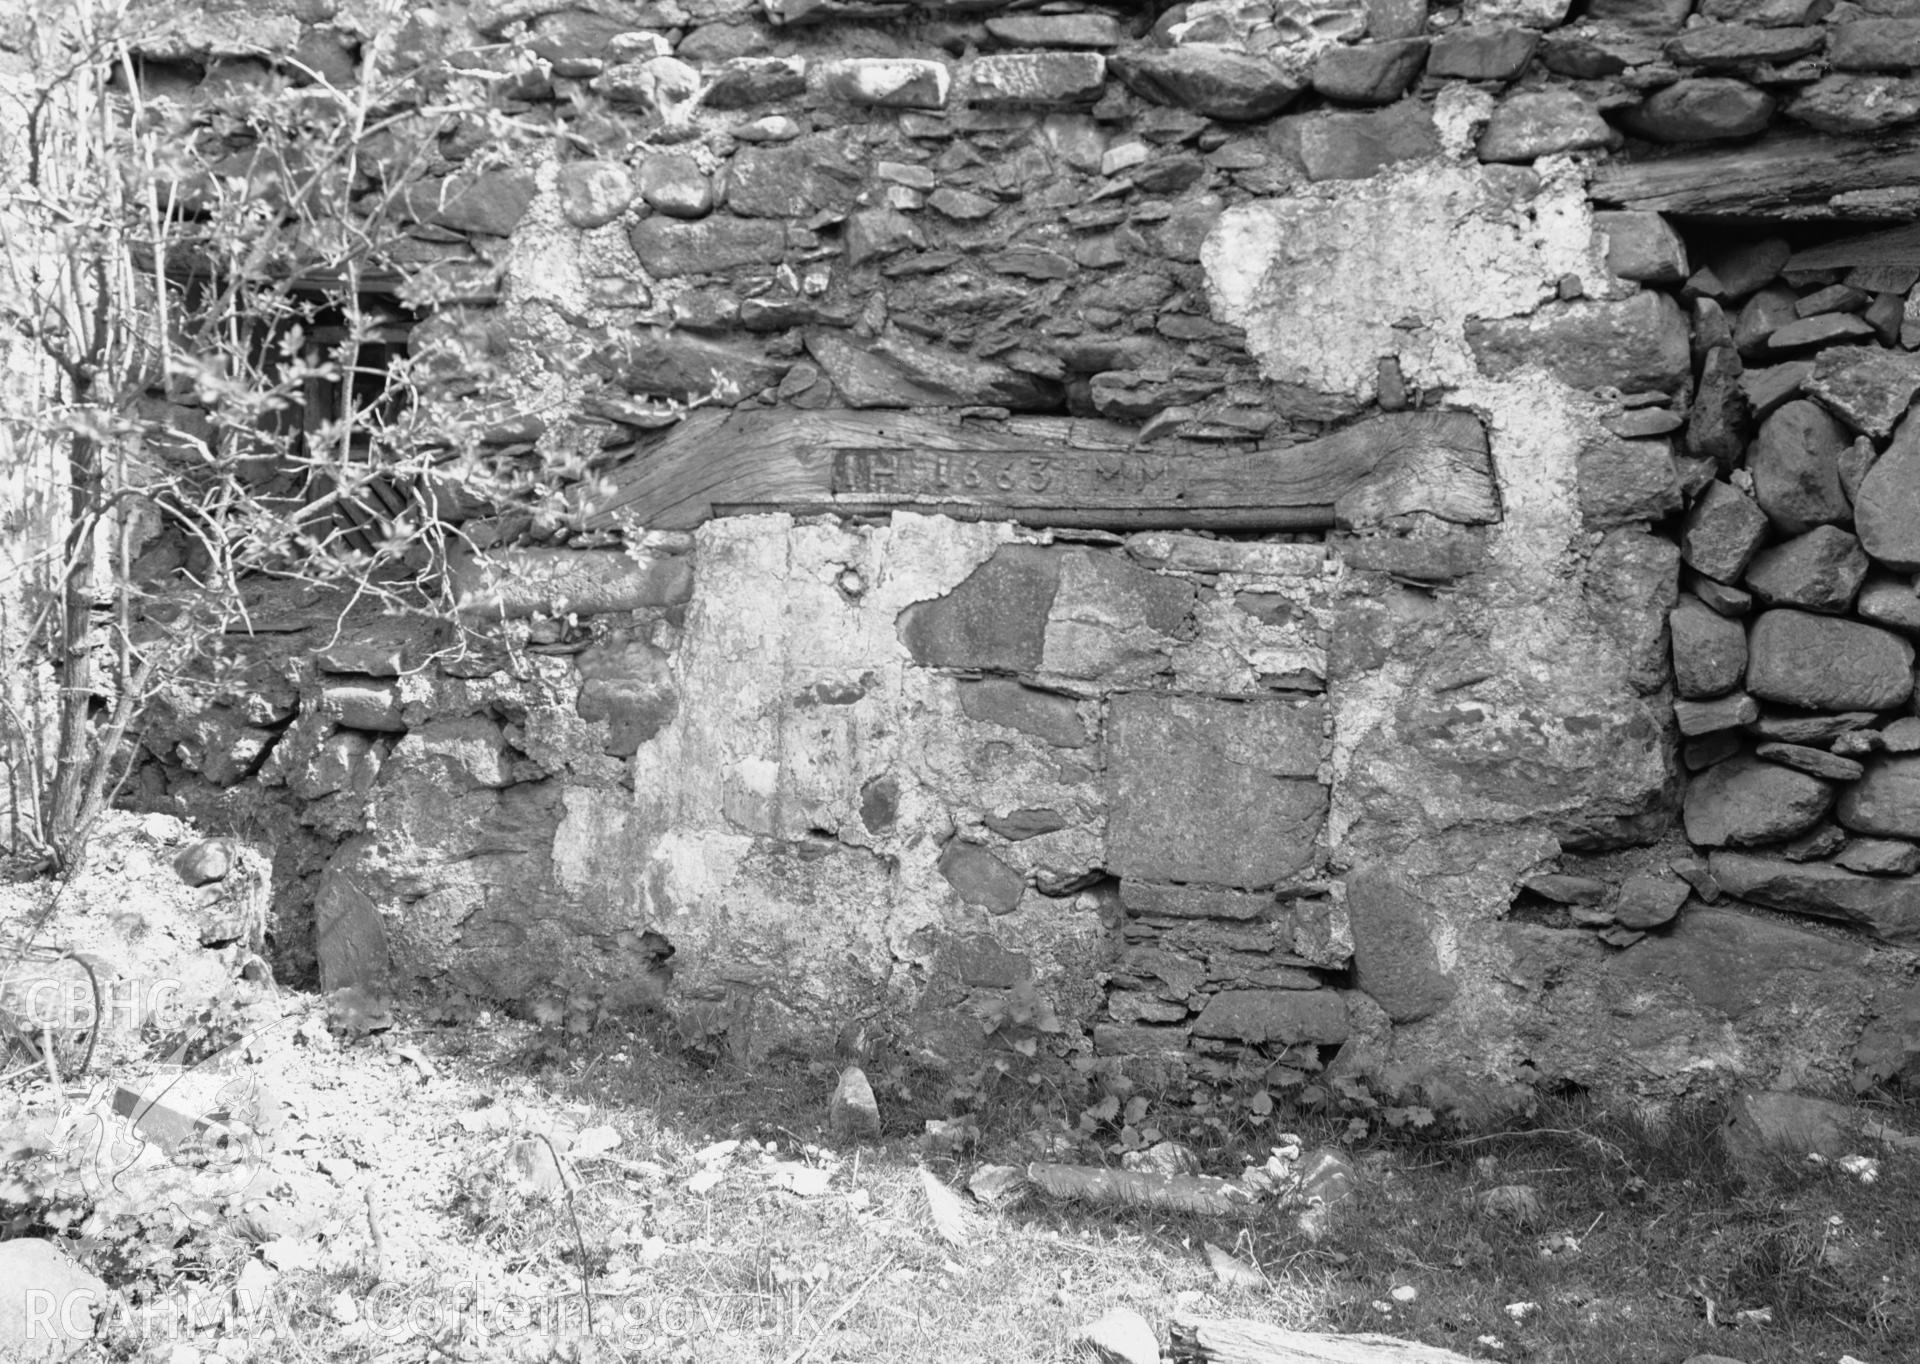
[
  {"x1": 1838, "y1": 755, "x2": 1920, "y2": 838},
  {"x1": 1747, "y1": 399, "x2": 1852, "y2": 534},
  {"x1": 1343, "y1": 866, "x2": 1456, "y2": 1023},
  {"x1": 1670, "y1": 593, "x2": 1748, "y2": 697},
  {"x1": 1856, "y1": 411, "x2": 1920, "y2": 571},
  {"x1": 1682, "y1": 480, "x2": 1771, "y2": 583}
]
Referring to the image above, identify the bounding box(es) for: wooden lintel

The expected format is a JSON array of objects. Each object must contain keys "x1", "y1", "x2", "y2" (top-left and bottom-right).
[
  {"x1": 1591, "y1": 130, "x2": 1920, "y2": 219},
  {"x1": 580, "y1": 408, "x2": 1497, "y2": 534}
]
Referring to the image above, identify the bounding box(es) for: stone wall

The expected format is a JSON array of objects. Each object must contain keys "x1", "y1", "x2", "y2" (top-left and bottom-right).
[{"x1": 110, "y1": 0, "x2": 1920, "y2": 1096}]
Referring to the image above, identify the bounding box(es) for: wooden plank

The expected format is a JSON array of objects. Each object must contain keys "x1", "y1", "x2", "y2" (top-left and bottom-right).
[
  {"x1": 1591, "y1": 129, "x2": 1920, "y2": 219},
  {"x1": 580, "y1": 408, "x2": 1495, "y2": 533}
]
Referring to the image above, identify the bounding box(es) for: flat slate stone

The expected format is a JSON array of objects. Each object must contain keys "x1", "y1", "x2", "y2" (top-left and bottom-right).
[
  {"x1": 899, "y1": 544, "x2": 1059, "y2": 671},
  {"x1": 1742, "y1": 525, "x2": 1868, "y2": 613},
  {"x1": 1675, "y1": 691, "x2": 1758, "y2": 735},
  {"x1": 1293, "y1": 100, "x2": 1442, "y2": 181},
  {"x1": 1756, "y1": 741, "x2": 1867, "y2": 781},
  {"x1": 1681, "y1": 479, "x2": 1770, "y2": 584},
  {"x1": 1311, "y1": 37, "x2": 1430, "y2": 104},
  {"x1": 808, "y1": 328, "x2": 1061, "y2": 410},
  {"x1": 1838, "y1": 753, "x2": 1920, "y2": 838},
  {"x1": 1710, "y1": 850, "x2": 1920, "y2": 944},
  {"x1": 628, "y1": 216, "x2": 785, "y2": 275},
  {"x1": 1747, "y1": 399, "x2": 1851, "y2": 535},
  {"x1": 966, "y1": 52, "x2": 1107, "y2": 108},
  {"x1": 1477, "y1": 89, "x2": 1612, "y2": 162},
  {"x1": 1465, "y1": 290, "x2": 1690, "y2": 394},
  {"x1": 1666, "y1": 24, "x2": 1823, "y2": 66},
  {"x1": 1768, "y1": 313, "x2": 1880, "y2": 352},
  {"x1": 937, "y1": 841, "x2": 1026, "y2": 912},
  {"x1": 1192, "y1": 988, "x2": 1349, "y2": 1044},
  {"x1": 1787, "y1": 74, "x2": 1920, "y2": 135},
  {"x1": 956, "y1": 677, "x2": 1088, "y2": 747},
  {"x1": 1110, "y1": 47, "x2": 1307, "y2": 121},
  {"x1": 1856, "y1": 411, "x2": 1920, "y2": 571},
  {"x1": 1683, "y1": 752, "x2": 1834, "y2": 847},
  {"x1": 1428, "y1": 25, "x2": 1541, "y2": 80},
  {"x1": 1836, "y1": 837, "x2": 1920, "y2": 875},
  {"x1": 1671, "y1": 593, "x2": 1749, "y2": 697},
  {"x1": 985, "y1": 14, "x2": 1125, "y2": 46},
  {"x1": 1783, "y1": 822, "x2": 1848, "y2": 861},
  {"x1": 1750, "y1": 708, "x2": 1878, "y2": 743},
  {"x1": 1107, "y1": 692, "x2": 1328, "y2": 888},
  {"x1": 819, "y1": 57, "x2": 951, "y2": 108},
  {"x1": 1830, "y1": 18, "x2": 1920, "y2": 71},
  {"x1": 1689, "y1": 572, "x2": 1753, "y2": 617},
  {"x1": 1621, "y1": 78, "x2": 1775, "y2": 142},
  {"x1": 1740, "y1": 359, "x2": 1814, "y2": 420},
  {"x1": 1524, "y1": 873, "x2": 1609, "y2": 904},
  {"x1": 1746, "y1": 609, "x2": 1915, "y2": 710},
  {"x1": 1856, "y1": 573, "x2": 1920, "y2": 636}
]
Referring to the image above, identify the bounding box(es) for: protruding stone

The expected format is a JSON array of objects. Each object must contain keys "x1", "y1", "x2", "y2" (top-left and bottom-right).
[
  {"x1": 986, "y1": 14, "x2": 1126, "y2": 47},
  {"x1": 1427, "y1": 25, "x2": 1542, "y2": 80},
  {"x1": 819, "y1": 58, "x2": 951, "y2": 108},
  {"x1": 1477, "y1": 89, "x2": 1612, "y2": 162},
  {"x1": 558, "y1": 161, "x2": 636, "y2": 228},
  {"x1": 1294, "y1": 101, "x2": 1442, "y2": 181},
  {"x1": 1741, "y1": 359, "x2": 1813, "y2": 420},
  {"x1": 1786, "y1": 75, "x2": 1920, "y2": 135},
  {"x1": 1746, "y1": 609, "x2": 1915, "y2": 711},
  {"x1": 1107, "y1": 692, "x2": 1327, "y2": 888},
  {"x1": 629, "y1": 216, "x2": 785, "y2": 275},
  {"x1": 1830, "y1": 18, "x2": 1920, "y2": 71},
  {"x1": 1839, "y1": 754, "x2": 1920, "y2": 839},
  {"x1": 1465, "y1": 291, "x2": 1690, "y2": 394},
  {"x1": 407, "y1": 169, "x2": 538, "y2": 236},
  {"x1": 1344, "y1": 865, "x2": 1456, "y2": 1023},
  {"x1": 1856, "y1": 414, "x2": 1920, "y2": 571},
  {"x1": 1621, "y1": 78, "x2": 1775, "y2": 142},
  {"x1": 966, "y1": 52, "x2": 1107, "y2": 108},
  {"x1": 1742, "y1": 525, "x2": 1868, "y2": 614},
  {"x1": 173, "y1": 838, "x2": 234, "y2": 887},
  {"x1": 1710, "y1": 851, "x2": 1920, "y2": 944},
  {"x1": 704, "y1": 55, "x2": 809, "y2": 110},
  {"x1": 1681, "y1": 480, "x2": 1771, "y2": 584},
  {"x1": 1682, "y1": 753, "x2": 1833, "y2": 847},
  {"x1": 1733, "y1": 284, "x2": 1798, "y2": 357},
  {"x1": 1671, "y1": 594, "x2": 1748, "y2": 698},
  {"x1": 1756, "y1": 742, "x2": 1867, "y2": 782},
  {"x1": 1666, "y1": 24, "x2": 1823, "y2": 67},
  {"x1": 1110, "y1": 47, "x2": 1308, "y2": 121},
  {"x1": 1687, "y1": 569, "x2": 1753, "y2": 617},
  {"x1": 636, "y1": 153, "x2": 713, "y2": 220},
  {"x1": 938, "y1": 841, "x2": 1025, "y2": 913},
  {"x1": 1687, "y1": 345, "x2": 1750, "y2": 469},
  {"x1": 1748, "y1": 399, "x2": 1853, "y2": 535},
  {"x1": 1767, "y1": 313, "x2": 1879, "y2": 352},
  {"x1": 1596, "y1": 210, "x2": 1689, "y2": 285},
  {"x1": 1192, "y1": 989, "x2": 1349, "y2": 1044},
  {"x1": 1311, "y1": 38, "x2": 1430, "y2": 105},
  {"x1": 1806, "y1": 347, "x2": 1920, "y2": 440},
  {"x1": 1751, "y1": 709, "x2": 1879, "y2": 744},
  {"x1": 1615, "y1": 872, "x2": 1689, "y2": 929},
  {"x1": 1856, "y1": 574, "x2": 1920, "y2": 636},
  {"x1": 1675, "y1": 692, "x2": 1759, "y2": 736},
  {"x1": 1837, "y1": 838, "x2": 1920, "y2": 876},
  {"x1": 1579, "y1": 436, "x2": 1682, "y2": 526}
]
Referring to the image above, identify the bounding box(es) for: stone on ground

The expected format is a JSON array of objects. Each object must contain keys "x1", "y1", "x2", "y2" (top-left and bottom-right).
[
  {"x1": 1722, "y1": 1089, "x2": 1854, "y2": 1166},
  {"x1": 1076, "y1": 1306, "x2": 1160, "y2": 1364},
  {"x1": 0, "y1": 1239, "x2": 107, "y2": 1361},
  {"x1": 829, "y1": 1065, "x2": 882, "y2": 1142}
]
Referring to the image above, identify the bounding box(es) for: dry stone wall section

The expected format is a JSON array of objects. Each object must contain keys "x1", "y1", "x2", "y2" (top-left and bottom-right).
[{"x1": 108, "y1": 0, "x2": 1920, "y2": 1096}]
